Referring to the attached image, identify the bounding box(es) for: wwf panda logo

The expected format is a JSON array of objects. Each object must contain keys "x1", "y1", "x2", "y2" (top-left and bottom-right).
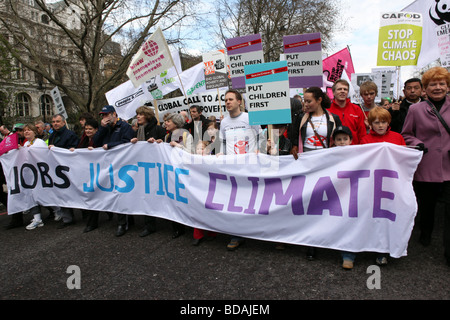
[{"x1": 430, "y1": 0, "x2": 450, "y2": 25}]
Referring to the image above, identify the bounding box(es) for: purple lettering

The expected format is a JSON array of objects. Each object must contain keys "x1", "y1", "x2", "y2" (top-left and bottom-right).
[
  {"x1": 307, "y1": 176, "x2": 342, "y2": 216},
  {"x1": 205, "y1": 173, "x2": 227, "y2": 210},
  {"x1": 244, "y1": 177, "x2": 259, "y2": 214},
  {"x1": 373, "y1": 169, "x2": 398, "y2": 221},
  {"x1": 259, "y1": 175, "x2": 306, "y2": 215},
  {"x1": 227, "y1": 176, "x2": 243, "y2": 212},
  {"x1": 337, "y1": 170, "x2": 370, "y2": 217}
]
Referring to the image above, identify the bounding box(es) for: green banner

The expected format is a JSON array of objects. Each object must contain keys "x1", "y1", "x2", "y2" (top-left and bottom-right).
[{"x1": 377, "y1": 12, "x2": 422, "y2": 67}]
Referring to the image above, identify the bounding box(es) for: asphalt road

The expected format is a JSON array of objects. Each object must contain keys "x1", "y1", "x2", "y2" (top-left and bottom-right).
[{"x1": 0, "y1": 203, "x2": 448, "y2": 310}]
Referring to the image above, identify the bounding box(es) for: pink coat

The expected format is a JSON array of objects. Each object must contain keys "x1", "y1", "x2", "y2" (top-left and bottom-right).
[{"x1": 402, "y1": 96, "x2": 450, "y2": 182}]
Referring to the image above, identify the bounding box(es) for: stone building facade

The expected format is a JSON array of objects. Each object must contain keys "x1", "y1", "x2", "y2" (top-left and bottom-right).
[{"x1": 0, "y1": 0, "x2": 121, "y2": 127}]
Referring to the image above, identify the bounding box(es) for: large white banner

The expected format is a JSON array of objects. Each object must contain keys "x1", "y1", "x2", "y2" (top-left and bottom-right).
[
  {"x1": 0, "y1": 143, "x2": 422, "y2": 257},
  {"x1": 402, "y1": 0, "x2": 443, "y2": 67}
]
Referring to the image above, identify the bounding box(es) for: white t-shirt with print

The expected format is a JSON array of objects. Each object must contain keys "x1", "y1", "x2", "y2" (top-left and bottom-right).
[
  {"x1": 219, "y1": 112, "x2": 261, "y2": 155},
  {"x1": 304, "y1": 114, "x2": 328, "y2": 150}
]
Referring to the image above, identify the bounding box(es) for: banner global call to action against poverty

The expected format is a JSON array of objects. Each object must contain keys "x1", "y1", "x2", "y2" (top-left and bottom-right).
[{"x1": 0, "y1": 142, "x2": 422, "y2": 258}]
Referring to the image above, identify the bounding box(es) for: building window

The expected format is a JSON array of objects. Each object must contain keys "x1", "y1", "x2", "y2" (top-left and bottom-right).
[
  {"x1": 15, "y1": 93, "x2": 31, "y2": 117},
  {"x1": 0, "y1": 91, "x2": 7, "y2": 118},
  {"x1": 15, "y1": 60, "x2": 26, "y2": 80},
  {"x1": 40, "y1": 94, "x2": 53, "y2": 117},
  {"x1": 41, "y1": 14, "x2": 50, "y2": 25},
  {"x1": 55, "y1": 69, "x2": 64, "y2": 83}
]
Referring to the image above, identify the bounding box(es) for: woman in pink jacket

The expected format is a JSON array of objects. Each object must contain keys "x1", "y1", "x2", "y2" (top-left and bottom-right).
[{"x1": 401, "y1": 67, "x2": 450, "y2": 266}]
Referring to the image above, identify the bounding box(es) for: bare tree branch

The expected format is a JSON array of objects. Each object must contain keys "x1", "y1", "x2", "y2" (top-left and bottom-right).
[
  {"x1": 215, "y1": 0, "x2": 343, "y2": 62},
  {"x1": 0, "y1": 0, "x2": 198, "y2": 113}
]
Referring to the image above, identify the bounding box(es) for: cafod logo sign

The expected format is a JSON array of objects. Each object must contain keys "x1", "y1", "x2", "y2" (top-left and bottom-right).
[
  {"x1": 381, "y1": 13, "x2": 421, "y2": 20},
  {"x1": 377, "y1": 12, "x2": 423, "y2": 67}
]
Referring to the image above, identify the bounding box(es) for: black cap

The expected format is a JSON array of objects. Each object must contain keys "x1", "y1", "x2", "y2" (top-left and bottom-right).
[
  {"x1": 333, "y1": 125, "x2": 352, "y2": 139},
  {"x1": 99, "y1": 105, "x2": 116, "y2": 114}
]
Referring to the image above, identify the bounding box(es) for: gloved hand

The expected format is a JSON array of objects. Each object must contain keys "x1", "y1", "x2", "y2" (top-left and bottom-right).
[{"x1": 417, "y1": 143, "x2": 428, "y2": 154}]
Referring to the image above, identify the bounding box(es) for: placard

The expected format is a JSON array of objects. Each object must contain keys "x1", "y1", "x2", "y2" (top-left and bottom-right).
[
  {"x1": 226, "y1": 34, "x2": 264, "y2": 90},
  {"x1": 436, "y1": 23, "x2": 450, "y2": 67},
  {"x1": 244, "y1": 61, "x2": 291, "y2": 125},
  {"x1": 377, "y1": 12, "x2": 423, "y2": 66},
  {"x1": 283, "y1": 32, "x2": 323, "y2": 88},
  {"x1": 203, "y1": 49, "x2": 230, "y2": 89}
]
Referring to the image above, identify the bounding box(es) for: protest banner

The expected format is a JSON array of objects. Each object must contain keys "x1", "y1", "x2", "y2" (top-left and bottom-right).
[
  {"x1": 108, "y1": 61, "x2": 207, "y2": 121},
  {"x1": 322, "y1": 47, "x2": 355, "y2": 97},
  {"x1": 402, "y1": 0, "x2": 446, "y2": 68},
  {"x1": 226, "y1": 34, "x2": 264, "y2": 90},
  {"x1": 244, "y1": 60, "x2": 291, "y2": 125},
  {"x1": 436, "y1": 23, "x2": 450, "y2": 67},
  {"x1": 179, "y1": 62, "x2": 208, "y2": 96},
  {"x1": 0, "y1": 142, "x2": 422, "y2": 258},
  {"x1": 203, "y1": 49, "x2": 230, "y2": 90},
  {"x1": 105, "y1": 80, "x2": 153, "y2": 120},
  {"x1": 148, "y1": 89, "x2": 228, "y2": 122},
  {"x1": 143, "y1": 49, "x2": 183, "y2": 100},
  {"x1": 127, "y1": 27, "x2": 175, "y2": 87},
  {"x1": 0, "y1": 133, "x2": 18, "y2": 156},
  {"x1": 377, "y1": 12, "x2": 423, "y2": 67},
  {"x1": 50, "y1": 87, "x2": 68, "y2": 119},
  {"x1": 371, "y1": 67, "x2": 401, "y2": 100},
  {"x1": 283, "y1": 32, "x2": 323, "y2": 88}
]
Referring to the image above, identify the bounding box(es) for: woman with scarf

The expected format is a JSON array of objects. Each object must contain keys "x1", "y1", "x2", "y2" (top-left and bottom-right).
[
  {"x1": 130, "y1": 106, "x2": 166, "y2": 237},
  {"x1": 149, "y1": 112, "x2": 193, "y2": 239}
]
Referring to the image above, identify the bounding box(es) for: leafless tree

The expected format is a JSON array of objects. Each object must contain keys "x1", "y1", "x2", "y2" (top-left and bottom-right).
[
  {"x1": 215, "y1": 0, "x2": 343, "y2": 62},
  {"x1": 0, "y1": 0, "x2": 199, "y2": 113}
]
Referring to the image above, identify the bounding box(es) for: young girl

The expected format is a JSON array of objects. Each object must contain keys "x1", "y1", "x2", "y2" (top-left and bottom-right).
[
  {"x1": 205, "y1": 121, "x2": 220, "y2": 155},
  {"x1": 192, "y1": 140, "x2": 217, "y2": 245},
  {"x1": 298, "y1": 87, "x2": 342, "y2": 153}
]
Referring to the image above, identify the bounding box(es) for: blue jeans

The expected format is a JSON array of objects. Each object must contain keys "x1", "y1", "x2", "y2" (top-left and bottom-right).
[{"x1": 341, "y1": 251, "x2": 356, "y2": 262}]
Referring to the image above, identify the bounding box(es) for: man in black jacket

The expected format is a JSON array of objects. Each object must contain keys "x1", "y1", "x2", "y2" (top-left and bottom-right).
[
  {"x1": 93, "y1": 105, "x2": 135, "y2": 236},
  {"x1": 48, "y1": 114, "x2": 79, "y2": 228},
  {"x1": 184, "y1": 105, "x2": 210, "y2": 145},
  {"x1": 48, "y1": 114, "x2": 79, "y2": 149},
  {"x1": 94, "y1": 105, "x2": 135, "y2": 150},
  {"x1": 389, "y1": 78, "x2": 423, "y2": 133},
  {"x1": 130, "y1": 106, "x2": 166, "y2": 237}
]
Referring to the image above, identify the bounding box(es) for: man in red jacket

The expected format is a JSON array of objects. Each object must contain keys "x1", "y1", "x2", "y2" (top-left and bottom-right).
[{"x1": 328, "y1": 79, "x2": 367, "y2": 145}]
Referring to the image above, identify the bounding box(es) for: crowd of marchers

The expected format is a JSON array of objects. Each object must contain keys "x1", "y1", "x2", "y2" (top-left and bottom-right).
[{"x1": 0, "y1": 66, "x2": 449, "y2": 270}]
